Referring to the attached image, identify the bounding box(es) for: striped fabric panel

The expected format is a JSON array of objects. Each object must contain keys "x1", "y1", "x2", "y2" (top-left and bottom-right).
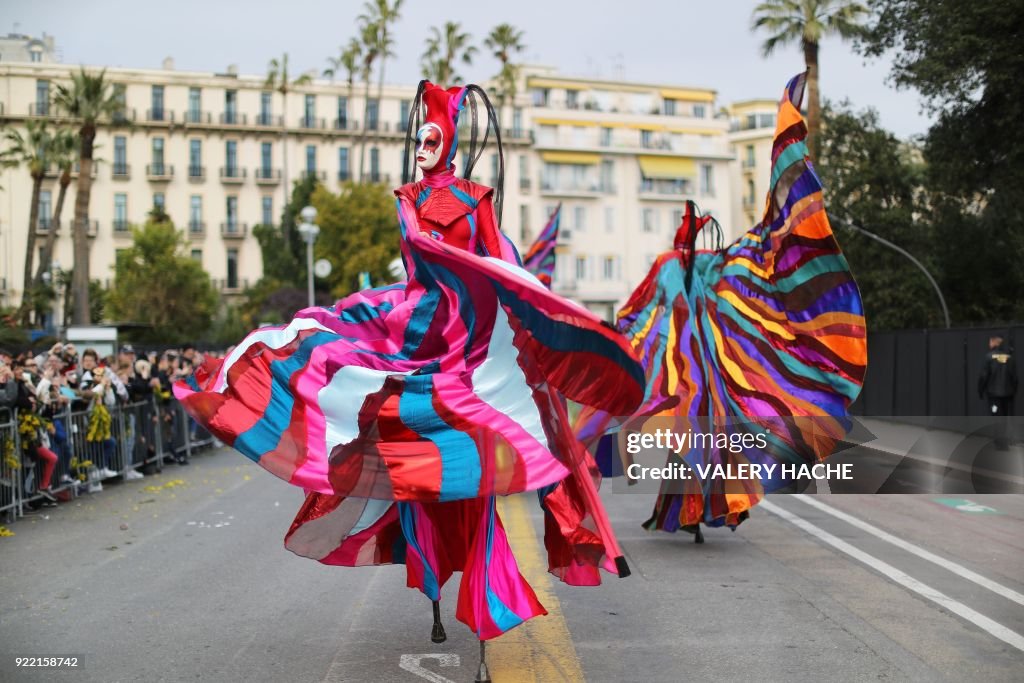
[{"x1": 522, "y1": 203, "x2": 562, "y2": 289}]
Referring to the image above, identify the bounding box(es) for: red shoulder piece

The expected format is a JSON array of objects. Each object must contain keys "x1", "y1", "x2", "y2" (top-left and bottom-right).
[
  {"x1": 454, "y1": 178, "x2": 494, "y2": 204},
  {"x1": 394, "y1": 181, "x2": 424, "y2": 204}
]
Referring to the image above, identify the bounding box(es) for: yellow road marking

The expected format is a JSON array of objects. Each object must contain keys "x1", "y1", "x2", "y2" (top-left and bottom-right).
[{"x1": 490, "y1": 494, "x2": 586, "y2": 682}]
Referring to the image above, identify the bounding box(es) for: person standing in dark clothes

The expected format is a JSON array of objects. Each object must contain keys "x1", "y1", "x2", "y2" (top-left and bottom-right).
[{"x1": 979, "y1": 336, "x2": 1018, "y2": 417}]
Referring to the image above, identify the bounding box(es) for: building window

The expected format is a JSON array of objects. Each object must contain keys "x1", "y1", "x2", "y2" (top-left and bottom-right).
[
  {"x1": 575, "y1": 255, "x2": 587, "y2": 280},
  {"x1": 700, "y1": 163, "x2": 715, "y2": 196},
  {"x1": 640, "y1": 130, "x2": 653, "y2": 148},
  {"x1": 532, "y1": 88, "x2": 549, "y2": 107},
  {"x1": 519, "y1": 204, "x2": 530, "y2": 242},
  {"x1": 566, "y1": 90, "x2": 579, "y2": 109},
  {"x1": 114, "y1": 193, "x2": 128, "y2": 231},
  {"x1": 260, "y1": 91, "x2": 272, "y2": 125},
  {"x1": 225, "y1": 140, "x2": 238, "y2": 174},
  {"x1": 226, "y1": 196, "x2": 238, "y2": 230},
  {"x1": 604, "y1": 206, "x2": 614, "y2": 233},
  {"x1": 369, "y1": 147, "x2": 380, "y2": 182},
  {"x1": 113, "y1": 136, "x2": 127, "y2": 175},
  {"x1": 151, "y1": 137, "x2": 165, "y2": 173},
  {"x1": 190, "y1": 249, "x2": 202, "y2": 262},
  {"x1": 512, "y1": 108, "x2": 523, "y2": 137},
  {"x1": 671, "y1": 208, "x2": 684, "y2": 228},
  {"x1": 188, "y1": 87, "x2": 201, "y2": 122},
  {"x1": 603, "y1": 256, "x2": 619, "y2": 280},
  {"x1": 693, "y1": 103, "x2": 706, "y2": 118},
  {"x1": 306, "y1": 145, "x2": 316, "y2": 174},
  {"x1": 574, "y1": 206, "x2": 586, "y2": 231},
  {"x1": 745, "y1": 144, "x2": 755, "y2": 167},
  {"x1": 261, "y1": 196, "x2": 273, "y2": 226},
  {"x1": 747, "y1": 179, "x2": 756, "y2": 205},
  {"x1": 758, "y1": 113, "x2": 776, "y2": 129},
  {"x1": 261, "y1": 142, "x2": 272, "y2": 174},
  {"x1": 153, "y1": 192, "x2": 165, "y2": 212},
  {"x1": 304, "y1": 94, "x2": 315, "y2": 127},
  {"x1": 663, "y1": 98, "x2": 677, "y2": 116},
  {"x1": 35, "y1": 79, "x2": 49, "y2": 115},
  {"x1": 518, "y1": 154, "x2": 529, "y2": 189},
  {"x1": 367, "y1": 98, "x2": 379, "y2": 131},
  {"x1": 399, "y1": 99, "x2": 410, "y2": 131},
  {"x1": 189, "y1": 139, "x2": 202, "y2": 177},
  {"x1": 226, "y1": 248, "x2": 239, "y2": 289},
  {"x1": 112, "y1": 83, "x2": 127, "y2": 121},
  {"x1": 337, "y1": 96, "x2": 349, "y2": 129},
  {"x1": 225, "y1": 89, "x2": 238, "y2": 124},
  {"x1": 189, "y1": 195, "x2": 202, "y2": 231},
  {"x1": 338, "y1": 147, "x2": 350, "y2": 181},
  {"x1": 601, "y1": 160, "x2": 614, "y2": 191},
  {"x1": 38, "y1": 191, "x2": 52, "y2": 230},
  {"x1": 151, "y1": 85, "x2": 165, "y2": 121},
  {"x1": 642, "y1": 208, "x2": 655, "y2": 233},
  {"x1": 600, "y1": 127, "x2": 612, "y2": 147}
]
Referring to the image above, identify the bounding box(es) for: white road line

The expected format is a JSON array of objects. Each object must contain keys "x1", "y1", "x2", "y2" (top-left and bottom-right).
[
  {"x1": 792, "y1": 494, "x2": 1024, "y2": 608},
  {"x1": 760, "y1": 499, "x2": 1024, "y2": 653}
]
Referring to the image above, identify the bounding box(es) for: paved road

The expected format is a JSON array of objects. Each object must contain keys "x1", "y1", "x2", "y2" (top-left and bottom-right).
[{"x1": 1, "y1": 447, "x2": 1022, "y2": 682}]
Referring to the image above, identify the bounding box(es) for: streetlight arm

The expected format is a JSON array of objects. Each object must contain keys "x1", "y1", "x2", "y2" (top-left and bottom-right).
[{"x1": 835, "y1": 215, "x2": 951, "y2": 329}]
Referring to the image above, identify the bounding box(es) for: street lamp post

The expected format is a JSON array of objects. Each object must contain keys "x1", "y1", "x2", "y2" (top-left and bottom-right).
[{"x1": 296, "y1": 205, "x2": 320, "y2": 308}]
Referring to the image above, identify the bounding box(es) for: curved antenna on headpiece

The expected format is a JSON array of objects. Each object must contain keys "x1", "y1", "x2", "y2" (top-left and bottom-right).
[
  {"x1": 464, "y1": 84, "x2": 504, "y2": 226},
  {"x1": 402, "y1": 80, "x2": 429, "y2": 185}
]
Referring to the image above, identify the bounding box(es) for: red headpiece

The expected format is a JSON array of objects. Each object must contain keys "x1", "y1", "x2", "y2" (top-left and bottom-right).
[
  {"x1": 674, "y1": 200, "x2": 715, "y2": 251},
  {"x1": 416, "y1": 81, "x2": 468, "y2": 175}
]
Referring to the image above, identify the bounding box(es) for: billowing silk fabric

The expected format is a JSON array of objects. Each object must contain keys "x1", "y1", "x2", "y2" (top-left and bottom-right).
[
  {"x1": 575, "y1": 74, "x2": 867, "y2": 532},
  {"x1": 522, "y1": 204, "x2": 561, "y2": 288},
  {"x1": 175, "y1": 181, "x2": 644, "y2": 639}
]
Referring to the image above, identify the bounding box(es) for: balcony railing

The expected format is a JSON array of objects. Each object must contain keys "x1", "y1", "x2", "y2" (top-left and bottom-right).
[
  {"x1": 187, "y1": 222, "x2": 206, "y2": 237},
  {"x1": 255, "y1": 113, "x2": 282, "y2": 127},
  {"x1": 254, "y1": 168, "x2": 281, "y2": 184},
  {"x1": 299, "y1": 116, "x2": 326, "y2": 130},
  {"x1": 219, "y1": 167, "x2": 247, "y2": 183},
  {"x1": 35, "y1": 218, "x2": 55, "y2": 235},
  {"x1": 71, "y1": 162, "x2": 98, "y2": 178},
  {"x1": 187, "y1": 165, "x2": 206, "y2": 182},
  {"x1": 112, "y1": 219, "x2": 131, "y2": 234},
  {"x1": 219, "y1": 112, "x2": 247, "y2": 125},
  {"x1": 639, "y1": 179, "x2": 691, "y2": 197},
  {"x1": 85, "y1": 219, "x2": 98, "y2": 238},
  {"x1": 333, "y1": 118, "x2": 351, "y2": 130},
  {"x1": 220, "y1": 222, "x2": 248, "y2": 238},
  {"x1": 337, "y1": 170, "x2": 352, "y2": 182},
  {"x1": 742, "y1": 159, "x2": 756, "y2": 170},
  {"x1": 519, "y1": 177, "x2": 531, "y2": 192},
  {"x1": 28, "y1": 102, "x2": 55, "y2": 117},
  {"x1": 146, "y1": 109, "x2": 172, "y2": 123},
  {"x1": 111, "y1": 108, "x2": 136, "y2": 124},
  {"x1": 217, "y1": 278, "x2": 250, "y2": 292},
  {"x1": 146, "y1": 163, "x2": 174, "y2": 181},
  {"x1": 539, "y1": 179, "x2": 614, "y2": 196},
  {"x1": 112, "y1": 164, "x2": 131, "y2": 180},
  {"x1": 366, "y1": 172, "x2": 390, "y2": 184},
  {"x1": 185, "y1": 110, "x2": 211, "y2": 124}
]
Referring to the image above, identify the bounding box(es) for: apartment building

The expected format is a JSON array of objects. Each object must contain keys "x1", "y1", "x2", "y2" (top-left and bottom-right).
[
  {"x1": 726, "y1": 99, "x2": 777, "y2": 232},
  {"x1": 0, "y1": 52, "x2": 747, "y2": 321}
]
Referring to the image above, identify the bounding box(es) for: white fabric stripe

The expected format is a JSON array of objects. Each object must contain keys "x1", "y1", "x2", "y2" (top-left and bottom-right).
[
  {"x1": 471, "y1": 302, "x2": 550, "y2": 451},
  {"x1": 215, "y1": 316, "x2": 334, "y2": 393},
  {"x1": 318, "y1": 365, "x2": 404, "y2": 457}
]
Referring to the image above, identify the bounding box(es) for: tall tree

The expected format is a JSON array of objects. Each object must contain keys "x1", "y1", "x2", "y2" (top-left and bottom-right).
[
  {"x1": 107, "y1": 218, "x2": 218, "y2": 343},
  {"x1": 54, "y1": 67, "x2": 122, "y2": 326},
  {"x1": 265, "y1": 52, "x2": 312, "y2": 244},
  {"x1": 751, "y1": 0, "x2": 868, "y2": 157},
  {"x1": 35, "y1": 128, "x2": 77, "y2": 289},
  {"x1": 357, "y1": 19, "x2": 380, "y2": 182},
  {"x1": 421, "y1": 22, "x2": 477, "y2": 87},
  {"x1": 5, "y1": 119, "x2": 56, "y2": 323},
  {"x1": 860, "y1": 0, "x2": 1024, "y2": 324},
  {"x1": 484, "y1": 24, "x2": 526, "y2": 127}
]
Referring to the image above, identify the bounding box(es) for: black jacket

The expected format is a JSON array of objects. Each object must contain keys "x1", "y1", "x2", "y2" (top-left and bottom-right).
[{"x1": 979, "y1": 343, "x2": 1018, "y2": 398}]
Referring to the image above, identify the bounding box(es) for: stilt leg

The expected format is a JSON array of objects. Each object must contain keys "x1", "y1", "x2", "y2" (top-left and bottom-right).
[
  {"x1": 431, "y1": 600, "x2": 446, "y2": 644},
  {"x1": 694, "y1": 526, "x2": 704, "y2": 544},
  {"x1": 475, "y1": 640, "x2": 491, "y2": 683}
]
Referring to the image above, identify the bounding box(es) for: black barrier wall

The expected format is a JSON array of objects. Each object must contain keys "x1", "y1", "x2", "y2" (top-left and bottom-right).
[{"x1": 852, "y1": 325, "x2": 1023, "y2": 418}]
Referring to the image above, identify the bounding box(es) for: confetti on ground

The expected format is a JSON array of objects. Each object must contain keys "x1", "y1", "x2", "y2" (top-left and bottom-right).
[
  {"x1": 142, "y1": 479, "x2": 187, "y2": 493},
  {"x1": 0, "y1": 526, "x2": 14, "y2": 537}
]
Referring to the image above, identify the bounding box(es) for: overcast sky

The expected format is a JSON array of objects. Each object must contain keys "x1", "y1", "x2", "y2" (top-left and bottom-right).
[{"x1": 4, "y1": 0, "x2": 931, "y2": 138}]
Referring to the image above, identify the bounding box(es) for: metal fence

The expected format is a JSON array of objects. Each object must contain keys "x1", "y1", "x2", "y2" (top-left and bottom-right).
[
  {"x1": 851, "y1": 324, "x2": 1024, "y2": 418},
  {"x1": 1, "y1": 399, "x2": 218, "y2": 523}
]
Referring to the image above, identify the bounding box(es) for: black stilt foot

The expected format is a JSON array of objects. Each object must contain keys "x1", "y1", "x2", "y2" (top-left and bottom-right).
[
  {"x1": 614, "y1": 555, "x2": 631, "y2": 578},
  {"x1": 430, "y1": 600, "x2": 446, "y2": 644},
  {"x1": 475, "y1": 640, "x2": 491, "y2": 683},
  {"x1": 694, "y1": 526, "x2": 704, "y2": 544}
]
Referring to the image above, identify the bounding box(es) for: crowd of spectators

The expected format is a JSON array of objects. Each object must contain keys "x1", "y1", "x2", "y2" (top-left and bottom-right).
[{"x1": 0, "y1": 342, "x2": 223, "y2": 510}]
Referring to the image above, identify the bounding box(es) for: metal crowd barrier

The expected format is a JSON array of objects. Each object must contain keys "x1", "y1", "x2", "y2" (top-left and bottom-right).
[{"x1": 4, "y1": 399, "x2": 219, "y2": 520}]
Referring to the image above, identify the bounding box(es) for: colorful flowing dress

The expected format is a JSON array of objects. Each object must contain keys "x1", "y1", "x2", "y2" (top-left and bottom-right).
[
  {"x1": 575, "y1": 74, "x2": 867, "y2": 534},
  {"x1": 175, "y1": 81, "x2": 644, "y2": 640}
]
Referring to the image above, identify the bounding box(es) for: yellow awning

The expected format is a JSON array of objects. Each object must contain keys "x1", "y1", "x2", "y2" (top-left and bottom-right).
[
  {"x1": 659, "y1": 88, "x2": 716, "y2": 103},
  {"x1": 540, "y1": 151, "x2": 601, "y2": 165},
  {"x1": 638, "y1": 156, "x2": 696, "y2": 179}
]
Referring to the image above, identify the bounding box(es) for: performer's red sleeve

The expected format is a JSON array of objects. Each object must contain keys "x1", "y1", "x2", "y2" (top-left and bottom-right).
[{"x1": 475, "y1": 198, "x2": 505, "y2": 260}]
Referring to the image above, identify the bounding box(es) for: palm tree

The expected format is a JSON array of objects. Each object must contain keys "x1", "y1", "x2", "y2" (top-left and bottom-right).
[
  {"x1": 359, "y1": 0, "x2": 403, "y2": 180},
  {"x1": 5, "y1": 120, "x2": 56, "y2": 322},
  {"x1": 484, "y1": 24, "x2": 526, "y2": 127},
  {"x1": 35, "y1": 128, "x2": 78, "y2": 288},
  {"x1": 53, "y1": 67, "x2": 123, "y2": 325},
  {"x1": 421, "y1": 22, "x2": 477, "y2": 86},
  {"x1": 265, "y1": 53, "x2": 312, "y2": 237},
  {"x1": 356, "y1": 19, "x2": 381, "y2": 182},
  {"x1": 751, "y1": 0, "x2": 867, "y2": 156}
]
